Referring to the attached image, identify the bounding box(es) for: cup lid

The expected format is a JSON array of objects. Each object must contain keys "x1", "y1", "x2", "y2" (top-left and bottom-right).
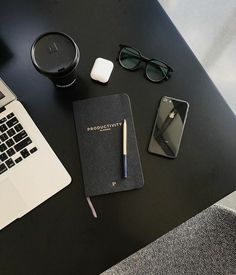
[{"x1": 31, "y1": 32, "x2": 79, "y2": 76}]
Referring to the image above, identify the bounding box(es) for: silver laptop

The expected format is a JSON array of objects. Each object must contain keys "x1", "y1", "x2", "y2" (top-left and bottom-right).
[{"x1": 0, "y1": 78, "x2": 71, "y2": 230}]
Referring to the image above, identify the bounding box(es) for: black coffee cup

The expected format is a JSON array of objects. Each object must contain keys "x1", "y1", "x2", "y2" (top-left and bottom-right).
[{"x1": 31, "y1": 32, "x2": 80, "y2": 88}]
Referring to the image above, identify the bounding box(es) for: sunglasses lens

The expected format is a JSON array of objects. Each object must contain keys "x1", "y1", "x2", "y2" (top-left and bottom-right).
[
  {"x1": 119, "y1": 47, "x2": 140, "y2": 69},
  {"x1": 146, "y1": 60, "x2": 168, "y2": 82}
]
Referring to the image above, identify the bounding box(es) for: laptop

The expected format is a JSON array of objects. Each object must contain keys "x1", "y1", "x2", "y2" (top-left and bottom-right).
[{"x1": 0, "y1": 78, "x2": 71, "y2": 230}]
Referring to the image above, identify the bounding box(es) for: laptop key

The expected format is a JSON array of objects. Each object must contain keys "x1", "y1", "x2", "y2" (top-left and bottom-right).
[
  {"x1": 0, "y1": 152, "x2": 8, "y2": 162},
  {"x1": 7, "y1": 128, "x2": 16, "y2": 137},
  {"x1": 6, "y1": 117, "x2": 18, "y2": 128},
  {"x1": 15, "y1": 156, "x2": 23, "y2": 163},
  {"x1": 14, "y1": 123, "x2": 23, "y2": 132},
  {"x1": 14, "y1": 137, "x2": 32, "y2": 152},
  {"x1": 20, "y1": 149, "x2": 30, "y2": 158},
  {"x1": 0, "y1": 118, "x2": 7, "y2": 124},
  {"x1": 6, "y1": 148, "x2": 15, "y2": 157},
  {"x1": 0, "y1": 163, "x2": 7, "y2": 174},
  {"x1": 0, "y1": 124, "x2": 8, "y2": 133},
  {"x1": 7, "y1": 113, "x2": 14, "y2": 119},
  {"x1": 6, "y1": 138, "x2": 15, "y2": 147},
  {"x1": 0, "y1": 144, "x2": 7, "y2": 152},
  {"x1": 5, "y1": 158, "x2": 15, "y2": 168},
  {"x1": 30, "y1": 147, "x2": 38, "y2": 154},
  {"x1": 0, "y1": 133, "x2": 8, "y2": 142},
  {"x1": 13, "y1": 130, "x2": 27, "y2": 143}
]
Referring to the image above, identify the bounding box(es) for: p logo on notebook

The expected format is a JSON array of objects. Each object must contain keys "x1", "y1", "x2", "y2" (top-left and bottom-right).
[{"x1": 112, "y1": 181, "x2": 117, "y2": 187}]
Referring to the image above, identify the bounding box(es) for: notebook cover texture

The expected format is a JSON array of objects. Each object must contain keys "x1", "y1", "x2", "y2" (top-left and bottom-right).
[{"x1": 73, "y1": 93, "x2": 144, "y2": 197}]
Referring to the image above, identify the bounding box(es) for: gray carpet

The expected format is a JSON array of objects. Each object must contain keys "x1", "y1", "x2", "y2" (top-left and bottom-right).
[{"x1": 102, "y1": 205, "x2": 236, "y2": 275}]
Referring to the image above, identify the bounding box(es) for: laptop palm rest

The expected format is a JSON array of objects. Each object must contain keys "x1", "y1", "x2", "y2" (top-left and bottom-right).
[{"x1": 0, "y1": 178, "x2": 27, "y2": 228}]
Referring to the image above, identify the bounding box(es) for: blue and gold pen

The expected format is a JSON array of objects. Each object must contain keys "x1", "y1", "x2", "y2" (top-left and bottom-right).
[{"x1": 123, "y1": 119, "x2": 128, "y2": 178}]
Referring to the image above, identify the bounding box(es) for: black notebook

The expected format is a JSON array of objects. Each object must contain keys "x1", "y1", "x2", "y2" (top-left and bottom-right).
[{"x1": 73, "y1": 93, "x2": 144, "y2": 197}]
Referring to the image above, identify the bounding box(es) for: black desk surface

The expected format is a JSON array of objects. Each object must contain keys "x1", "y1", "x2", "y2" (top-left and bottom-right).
[{"x1": 0, "y1": 1, "x2": 235, "y2": 274}]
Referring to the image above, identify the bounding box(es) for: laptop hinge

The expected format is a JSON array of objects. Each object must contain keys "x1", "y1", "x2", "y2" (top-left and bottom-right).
[{"x1": 0, "y1": 106, "x2": 6, "y2": 113}]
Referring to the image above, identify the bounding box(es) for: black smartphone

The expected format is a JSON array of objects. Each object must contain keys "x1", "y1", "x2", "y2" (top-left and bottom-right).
[{"x1": 148, "y1": 96, "x2": 189, "y2": 158}]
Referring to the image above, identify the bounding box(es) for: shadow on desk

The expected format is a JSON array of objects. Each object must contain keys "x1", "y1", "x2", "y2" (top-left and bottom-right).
[
  {"x1": 0, "y1": 37, "x2": 13, "y2": 68},
  {"x1": 53, "y1": 78, "x2": 90, "y2": 108}
]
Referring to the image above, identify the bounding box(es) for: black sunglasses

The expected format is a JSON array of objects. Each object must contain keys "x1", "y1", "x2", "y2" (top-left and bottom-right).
[{"x1": 118, "y1": 44, "x2": 174, "y2": 83}]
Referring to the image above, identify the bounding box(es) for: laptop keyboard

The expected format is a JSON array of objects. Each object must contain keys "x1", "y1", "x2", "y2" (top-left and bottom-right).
[{"x1": 0, "y1": 112, "x2": 38, "y2": 175}]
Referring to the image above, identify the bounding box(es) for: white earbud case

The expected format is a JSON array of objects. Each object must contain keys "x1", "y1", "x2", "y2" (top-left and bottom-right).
[{"x1": 90, "y1": 58, "x2": 114, "y2": 83}]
